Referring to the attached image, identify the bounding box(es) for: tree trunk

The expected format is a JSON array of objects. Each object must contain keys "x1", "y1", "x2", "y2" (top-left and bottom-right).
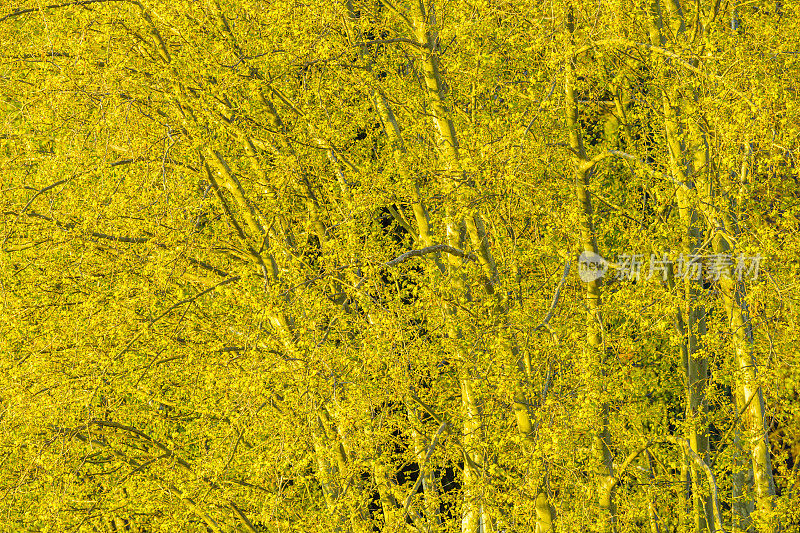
[{"x1": 564, "y1": 32, "x2": 616, "y2": 532}]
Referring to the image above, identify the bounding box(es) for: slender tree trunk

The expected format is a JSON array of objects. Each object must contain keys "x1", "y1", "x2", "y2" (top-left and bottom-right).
[
  {"x1": 646, "y1": 451, "x2": 663, "y2": 533},
  {"x1": 408, "y1": 3, "x2": 494, "y2": 531},
  {"x1": 564, "y1": 31, "x2": 616, "y2": 531},
  {"x1": 311, "y1": 413, "x2": 345, "y2": 531},
  {"x1": 408, "y1": 403, "x2": 443, "y2": 530},
  {"x1": 461, "y1": 378, "x2": 485, "y2": 533},
  {"x1": 513, "y1": 348, "x2": 556, "y2": 533},
  {"x1": 354, "y1": 3, "x2": 557, "y2": 529},
  {"x1": 690, "y1": 126, "x2": 779, "y2": 532},
  {"x1": 644, "y1": 2, "x2": 713, "y2": 527},
  {"x1": 731, "y1": 408, "x2": 755, "y2": 533},
  {"x1": 200, "y1": 16, "x2": 382, "y2": 529},
  {"x1": 711, "y1": 231, "x2": 778, "y2": 533}
]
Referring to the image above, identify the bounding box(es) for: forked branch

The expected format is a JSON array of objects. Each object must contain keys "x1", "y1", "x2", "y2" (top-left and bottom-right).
[{"x1": 385, "y1": 244, "x2": 477, "y2": 268}]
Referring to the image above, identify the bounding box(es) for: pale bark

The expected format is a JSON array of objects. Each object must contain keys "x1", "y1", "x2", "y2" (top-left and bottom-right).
[
  {"x1": 407, "y1": 403, "x2": 443, "y2": 530},
  {"x1": 405, "y1": 5, "x2": 562, "y2": 530},
  {"x1": 407, "y1": 3, "x2": 494, "y2": 531},
  {"x1": 731, "y1": 416, "x2": 755, "y2": 533},
  {"x1": 199, "y1": 14, "x2": 380, "y2": 530},
  {"x1": 711, "y1": 232, "x2": 778, "y2": 533},
  {"x1": 655, "y1": 6, "x2": 779, "y2": 524},
  {"x1": 564, "y1": 35, "x2": 616, "y2": 532},
  {"x1": 535, "y1": 492, "x2": 556, "y2": 533},
  {"x1": 311, "y1": 413, "x2": 343, "y2": 511},
  {"x1": 644, "y1": 2, "x2": 713, "y2": 528},
  {"x1": 646, "y1": 451, "x2": 663, "y2": 533}
]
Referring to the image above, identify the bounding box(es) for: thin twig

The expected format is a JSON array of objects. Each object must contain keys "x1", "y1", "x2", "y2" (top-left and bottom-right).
[
  {"x1": 385, "y1": 244, "x2": 477, "y2": 268},
  {"x1": 114, "y1": 275, "x2": 241, "y2": 361},
  {"x1": 523, "y1": 66, "x2": 563, "y2": 138},
  {"x1": 534, "y1": 260, "x2": 570, "y2": 332},
  {"x1": 358, "y1": 37, "x2": 424, "y2": 49},
  {"x1": 0, "y1": 0, "x2": 129, "y2": 23},
  {"x1": 398, "y1": 421, "x2": 448, "y2": 527},
  {"x1": 354, "y1": 244, "x2": 477, "y2": 290}
]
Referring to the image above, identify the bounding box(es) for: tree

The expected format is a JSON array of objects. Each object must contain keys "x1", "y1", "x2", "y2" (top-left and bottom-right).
[{"x1": 1, "y1": 0, "x2": 798, "y2": 532}]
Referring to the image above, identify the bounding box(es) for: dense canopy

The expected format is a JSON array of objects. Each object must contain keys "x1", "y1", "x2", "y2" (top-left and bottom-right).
[{"x1": 1, "y1": 0, "x2": 799, "y2": 532}]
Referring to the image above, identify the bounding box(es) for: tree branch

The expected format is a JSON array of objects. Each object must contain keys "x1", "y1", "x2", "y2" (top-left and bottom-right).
[
  {"x1": 604, "y1": 437, "x2": 726, "y2": 531},
  {"x1": 534, "y1": 260, "x2": 570, "y2": 332},
  {"x1": 20, "y1": 178, "x2": 70, "y2": 214},
  {"x1": 398, "y1": 421, "x2": 448, "y2": 528},
  {"x1": 376, "y1": 0, "x2": 415, "y2": 31},
  {"x1": 384, "y1": 244, "x2": 477, "y2": 268},
  {"x1": 1, "y1": 0, "x2": 130, "y2": 23},
  {"x1": 572, "y1": 39, "x2": 755, "y2": 109},
  {"x1": 663, "y1": 436, "x2": 726, "y2": 532},
  {"x1": 15, "y1": 210, "x2": 231, "y2": 277},
  {"x1": 352, "y1": 245, "x2": 475, "y2": 292},
  {"x1": 358, "y1": 37, "x2": 424, "y2": 49},
  {"x1": 113, "y1": 275, "x2": 241, "y2": 361}
]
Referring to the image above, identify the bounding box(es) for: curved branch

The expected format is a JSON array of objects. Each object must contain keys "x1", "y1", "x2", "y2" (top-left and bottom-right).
[
  {"x1": 113, "y1": 275, "x2": 241, "y2": 361},
  {"x1": 51, "y1": 420, "x2": 260, "y2": 533},
  {"x1": 376, "y1": 0, "x2": 415, "y2": 31},
  {"x1": 605, "y1": 437, "x2": 726, "y2": 532},
  {"x1": 663, "y1": 436, "x2": 725, "y2": 532},
  {"x1": 384, "y1": 244, "x2": 477, "y2": 268},
  {"x1": 357, "y1": 37, "x2": 424, "y2": 49},
  {"x1": 398, "y1": 421, "x2": 448, "y2": 529},
  {"x1": 352, "y1": 244, "x2": 477, "y2": 292},
  {"x1": 572, "y1": 39, "x2": 755, "y2": 109},
  {"x1": 20, "y1": 178, "x2": 70, "y2": 214},
  {"x1": 0, "y1": 0, "x2": 129, "y2": 23},
  {"x1": 534, "y1": 260, "x2": 570, "y2": 332}
]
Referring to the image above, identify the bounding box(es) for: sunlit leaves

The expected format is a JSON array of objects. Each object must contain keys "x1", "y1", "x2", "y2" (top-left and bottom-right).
[{"x1": 1, "y1": 0, "x2": 799, "y2": 531}]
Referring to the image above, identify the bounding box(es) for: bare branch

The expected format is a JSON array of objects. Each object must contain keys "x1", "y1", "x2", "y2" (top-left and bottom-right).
[
  {"x1": 376, "y1": 0, "x2": 415, "y2": 31},
  {"x1": 604, "y1": 150, "x2": 686, "y2": 188},
  {"x1": 51, "y1": 421, "x2": 226, "y2": 532},
  {"x1": 580, "y1": 150, "x2": 615, "y2": 171},
  {"x1": 228, "y1": 501, "x2": 258, "y2": 533},
  {"x1": 110, "y1": 157, "x2": 147, "y2": 167},
  {"x1": 572, "y1": 39, "x2": 756, "y2": 109},
  {"x1": 149, "y1": 275, "x2": 240, "y2": 327},
  {"x1": 352, "y1": 245, "x2": 476, "y2": 292},
  {"x1": 385, "y1": 244, "x2": 477, "y2": 268},
  {"x1": 20, "y1": 178, "x2": 69, "y2": 214},
  {"x1": 398, "y1": 421, "x2": 448, "y2": 527},
  {"x1": 1, "y1": 0, "x2": 130, "y2": 23},
  {"x1": 523, "y1": 66, "x2": 563, "y2": 138},
  {"x1": 358, "y1": 37, "x2": 424, "y2": 49},
  {"x1": 534, "y1": 260, "x2": 570, "y2": 332},
  {"x1": 113, "y1": 275, "x2": 241, "y2": 361}
]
